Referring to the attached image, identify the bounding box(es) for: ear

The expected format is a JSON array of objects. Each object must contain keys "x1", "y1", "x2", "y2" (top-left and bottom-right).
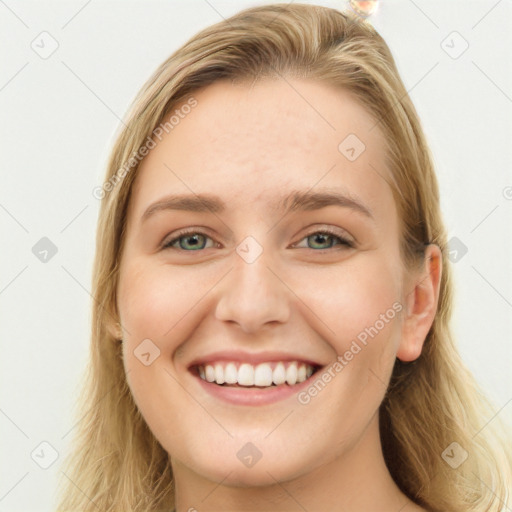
[
  {"x1": 397, "y1": 244, "x2": 442, "y2": 362},
  {"x1": 105, "y1": 317, "x2": 123, "y2": 341}
]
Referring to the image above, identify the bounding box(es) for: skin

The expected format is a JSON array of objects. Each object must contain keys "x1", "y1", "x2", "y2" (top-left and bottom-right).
[{"x1": 111, "y1": 78, "x2": 441, "y2": 512}]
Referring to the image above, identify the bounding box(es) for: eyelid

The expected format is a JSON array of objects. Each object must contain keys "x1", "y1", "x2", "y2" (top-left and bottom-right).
[
  {"x1": 293, "y1": 225, "x2": 354, "y2": 245},
  {"x1": 162, "y1": 225, "x2": 355, "y2": 251},
  {"x1": 290, "y1": 226, "x2": 354, "y2": 250},
  {"x1": 161, "y1": 227, "x2": 217, "y2": 250}
]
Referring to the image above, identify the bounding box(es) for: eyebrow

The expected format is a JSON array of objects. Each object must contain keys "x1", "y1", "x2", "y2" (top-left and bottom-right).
[{"x1": 141, "y1": 189, "x2": 374, "y2": 222}]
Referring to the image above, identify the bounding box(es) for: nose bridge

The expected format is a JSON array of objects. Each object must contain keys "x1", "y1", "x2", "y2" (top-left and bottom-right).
[{"x1": 214, "y1": 238, "x2": 290, "y2": 332}]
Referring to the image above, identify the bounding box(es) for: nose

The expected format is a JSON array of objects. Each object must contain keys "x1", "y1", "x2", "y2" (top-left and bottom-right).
[{"x1": 214, "y1": 248, "x2": 290, "y2": 334}]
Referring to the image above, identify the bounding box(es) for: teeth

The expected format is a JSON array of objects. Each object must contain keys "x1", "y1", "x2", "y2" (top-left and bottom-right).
[
  {"x1": 254, "y1": 363, "x2": 273, "y2": 387},
  {"x1": 273, "y1": 362, "x2": 286, "y2": 385},
  {"x1": 224, "y1": 362, "x2": 238, "y2": 384},
  {"x1": 238, "y1": 364, "x2": 254, "y2": 386},
  {"x1": 214, "y1": 363, "x2": 225, "y2": 384},
  {"x1": 205, "y1": 365, "x2": 215, "y2": 383},
  {"x1": 297, "y1": 364, "x2": 306, "y2": 383},
  {"x1": 198, "y1": 361, "x2": 316, "y2": 387},
  {"x1": 286, "y1": 363, "x2": 297, "y2": 385}
]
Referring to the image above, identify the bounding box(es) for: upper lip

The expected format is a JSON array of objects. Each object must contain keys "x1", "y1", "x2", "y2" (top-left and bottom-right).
[{"x1": 188, "y1": 350, "x2": 325, "y2": 369}]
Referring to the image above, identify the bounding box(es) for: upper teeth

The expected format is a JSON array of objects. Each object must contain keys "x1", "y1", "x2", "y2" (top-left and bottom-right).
[{"x1": 198, "y1": 361, "x2": 315, "y2": 387}]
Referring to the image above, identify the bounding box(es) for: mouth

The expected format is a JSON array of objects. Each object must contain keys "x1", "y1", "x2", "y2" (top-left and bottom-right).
[
  {"x1": 187, "y1": 351, "x2": 325, "y2": 405},
  {"x1": 190, "y1": 360, "x2": 321, "y2": 388}
]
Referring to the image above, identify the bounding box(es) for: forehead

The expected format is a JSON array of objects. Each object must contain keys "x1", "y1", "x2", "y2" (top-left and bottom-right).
[{"x1": 129, "y1": 78, "x2": 395, "y2": 222}]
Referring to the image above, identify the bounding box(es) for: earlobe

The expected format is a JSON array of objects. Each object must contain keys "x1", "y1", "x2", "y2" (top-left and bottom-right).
[
  {"x1": 397, "y1": 245, "x2": 442, "y2": 362},
  {"x1": 106, "y1": 319, "x2": 123, "y2": 341}
]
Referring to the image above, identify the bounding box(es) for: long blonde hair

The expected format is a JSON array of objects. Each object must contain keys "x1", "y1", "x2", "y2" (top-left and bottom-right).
[{"x1": 57, "y1": 4, "x2": 512, "y2": 511}]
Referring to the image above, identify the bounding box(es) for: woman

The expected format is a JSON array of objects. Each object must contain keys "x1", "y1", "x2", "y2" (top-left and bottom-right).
[{"x1": 58, "y1": 4, "x2": 512, "y2": 511}]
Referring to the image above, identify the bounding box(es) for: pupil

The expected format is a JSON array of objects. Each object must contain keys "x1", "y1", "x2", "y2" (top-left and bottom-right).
[
  {"x1": 312, "y1": 233, "x2": 331, "y2": 248},
  {"x1": 183, "y1": 235, "x2": 202, "y2": 249}
]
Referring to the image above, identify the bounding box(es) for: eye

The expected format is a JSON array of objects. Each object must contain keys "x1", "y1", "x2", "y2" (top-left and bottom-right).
[
  {"x1": 294, "y1": 228, "x2": 354, "y2": 251},
  {"x1": 162, "y1": 230, "x2": 216, "y2": 251},
  {"x1": 162, "y1": 227, "x2": 354, "y2": 252}
]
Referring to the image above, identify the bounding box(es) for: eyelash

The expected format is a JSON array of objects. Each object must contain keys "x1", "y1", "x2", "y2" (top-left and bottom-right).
[{"x1": 162, "y1": 227, "x2": 354, "y2": 252}]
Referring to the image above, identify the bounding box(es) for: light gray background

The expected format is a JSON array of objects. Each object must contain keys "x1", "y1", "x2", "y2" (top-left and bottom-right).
[{"x1": 1, "y1": 1, "x2": 511, "y2": 510}]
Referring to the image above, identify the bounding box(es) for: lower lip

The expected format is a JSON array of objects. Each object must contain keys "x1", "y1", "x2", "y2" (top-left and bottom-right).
[{"x1": 192, "y1": 372, "x2": 318, "y2": 406}]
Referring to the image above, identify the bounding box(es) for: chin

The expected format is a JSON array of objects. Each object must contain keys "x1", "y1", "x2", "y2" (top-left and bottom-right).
[
  {"x1": 178, "y1": 440, "x2": 318, "y2": 488},
  {"x1": 199, "y1": 460, "x2": 303, "y2": 487}
]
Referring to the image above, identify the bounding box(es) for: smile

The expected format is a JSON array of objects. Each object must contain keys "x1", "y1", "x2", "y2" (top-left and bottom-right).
[
  {"x1": 197, "y1": 361, "x2": 316, "y2": 387},
  {"x1": 188, "y1": 351, "x2": 324, "y2": 405}
]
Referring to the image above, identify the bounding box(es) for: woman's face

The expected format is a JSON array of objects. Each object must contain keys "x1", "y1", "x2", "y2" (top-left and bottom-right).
[{"x1": 116, "y1": 78, "x2": 422, "y2": 486}]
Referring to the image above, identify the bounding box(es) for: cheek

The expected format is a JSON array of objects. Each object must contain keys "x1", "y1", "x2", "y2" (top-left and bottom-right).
[
  {"x1": 294, "y1": 255, "x2": 402, "y2": 346},
  {"x1": 117, "y1": 260, "x2": 222, "y2": 413},
  {"x1": 117, "y1": 262, "x2": 190, "y2": 395},
  {"x1": 289, "y1": 253, "x2": 404, "y2": 404},
  {"x1": 118, "y1": 260, "x2": 209, "y2": 349},
  {"x1": 117, "y1": 261, "x2": 197, "y2": 446},
  {"x1": 285, "y1": 257, "x2": 403, "y2": 461}
]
